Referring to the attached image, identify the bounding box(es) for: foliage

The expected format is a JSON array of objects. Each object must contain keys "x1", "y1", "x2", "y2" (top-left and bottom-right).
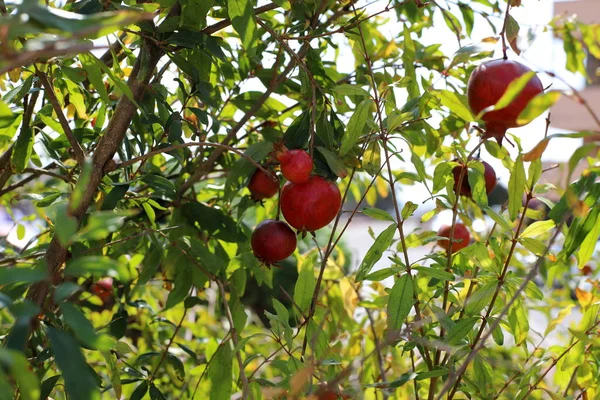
[{"x1": 0, "y1": 0, "x2": 599, "y2": 399}]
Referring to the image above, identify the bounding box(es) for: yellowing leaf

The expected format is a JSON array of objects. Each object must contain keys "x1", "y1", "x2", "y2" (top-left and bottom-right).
[
  {"x1": 545, "y1": 304, "x2": 575, "y2": 336},
  {"x1": 523, "y1": 138, "x2": 550, "y2": 162}
]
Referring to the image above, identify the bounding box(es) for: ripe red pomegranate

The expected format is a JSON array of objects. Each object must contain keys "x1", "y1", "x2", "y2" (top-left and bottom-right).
[
  {"x1": 248, "y1": 167, "x2": 278, "y2": 201},
  {"x1": 91, "y1": 277, "x2": 113, "y2": 302},
  {"x1": 437, "y1": 223, "x2": 471, "y2": 252},
  {"x1": 453, "y1": 159, "x2": 497, "y2": 197},
  {"x1": 467, "y1": 59, "x2": 543, "y2": 144},
  {"x1": 275, "y1": 149, "x2": 313, "y2": 184},
  {"x1": 280, "y1": 175, "x2": 342, "y2": 232},
  {"x1": 251, "y1": 220, "x2": 297, "y2": 265}
]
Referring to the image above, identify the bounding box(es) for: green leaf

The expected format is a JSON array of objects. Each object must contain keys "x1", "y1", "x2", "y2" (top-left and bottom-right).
[
  {"x1": 436, "y1": 90, "x2": 475, "y2": 122},
  {"x1": 356, "y1": 223, "x2": 397, "y2": 281},
  {"x1": 131, "y1": 381, "x2": 149, "y2": 400},
  {"x1": 363, "y1": 208, "x2": 395, "y2": 222},
  {"x1": 402, "y1": 26, "x2": 419, "y2": 98},
  {"x1": 165, "y1": 264, "x2": 193, "y2": 309},
  {"x1": 516, "y1": 92, "x2": 561, "y2": 126},
  {"x1": 0, "y1": 349, "x2": 40, "y2": 400},
  {"x1": 519, "y1": 237, "x2": 548, "y2": 256},
  {"x1": 0, "y1": 99, "x2": 16, "y2": 128},
  {"x1": 61, "y1": 303, "x2": 110, "y2": 350},
  {"x1": 473, "y1": 355, "x2": 493, "y2": 397},
  {"x1": 363, "y1": 266, "x2": 403, "y2": 282},
  {"x1": 387, "y1": 274, "x2": 414, "y2": 331},
  {"x1": 64, "y1": 256, "x2": 129, "y2": 280},
  {"x1": 464, "y1": 280, "x2": 496, "y2": 315},
  {"x1": 508, "y1": 155, "x2": 526, "y2": 221},
  {"x1": 412, "y1": 266, "x2": 454, "y2": 281},
  {"x1": 0, "y1": 265, "x2": 47, "y2": 285},
  {"x1": 39, "y1": 375, "x2": 61, "y2": 400},
  {"x1": 181, "y1": 201, "x2": 245, "y2": 243},
  {"x1": 209, "y1": 342, "x2": 233, "y2": 400},
  {"x1": 11, "y1": 125, "x2": 34, "y2": 173},
  {"x1": 150, "y1": 383, "x2": 167, "y2": 400},
  {"x1": 446, "y1": 317, "x2": 478, "y2": 345},
  {"x1": 340, "y1": 99, "x2": 372, "y2": 156},
  {"x1": 228, "y1": 0, "x2": 258, "y2": 51},
  {"x1": 316, "y1": 146, "x2": 348, "y2": 178},
  {"x1": 483, "y1": 206, "x2": 511, "y2": 231},
  {"x1": 459, "y1": 4, "x2": 474, "y2": 36},
  {"x1": 293, "y1": 256, "x2": 315, "y2": 318},
  {"x1": 563, "y1": 25, "x2": 587, "y2": 75},
  {"x1": 102, "y1": 351, "x2": 121, "y2": 399},
  {"x1": 401, "y1": 201, "x2": 418, "y2": 220},
  {"x1": 520, "y1": 220, "x2": 556, "y2": 238},
  {"x1": 493, "y1": 71, "x2": 535, "y2": 111},
  {"x1": 79, "y1": 53, "x2": 109, "y2": 103},
  {"x1": 47, "y1": 327, "x2": 100, "y2": 400},
  {"x1": 576, "y1": 212, "x2": 600, "y2": 269},
  {"x1": 283, "y1": 110, "x2": 310, "y2": 149},
  {"x1": 333, "y1": 84, "x2": 370, "y2": 97},
  {"x1": 508, "y1": 299, "x2": 529, "y2": 346}
]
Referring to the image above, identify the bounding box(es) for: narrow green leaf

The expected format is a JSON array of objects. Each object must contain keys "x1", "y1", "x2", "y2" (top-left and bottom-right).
[
  {"x1": 508, "y1": 155, "x2": 526, "y2": 221},
  {"x1": 520, "y1": 220, "x2": 556, "y2": 238},
  {"x1": 436, "y1": 90, "x2": 475, "y2": 122},
  {"x1": 340, "y1": 99, "x2": 372, "y2": 156},
  {"x1": 465, "y1": 280, "x2": 496, "y2": 315},
  {"x1": 363, "y1": 208, "x2": 395, "y2": 222},
  {"x1": 355, "y1": 223, "x2": 397, "y2": 281},
  {"x1": 11, "y1": 125, "x2": 34, "y2": 173},
  {"x1": 293, "y1": 256, "x2": 316, "y2": 317},
  {"x1": 64, "y1": 256, "x2": 128, "y2": 280},
  {"x1": 80, "y1": 53, "x2": 109, "y2": 103},
  {"x1": 516, "y1": 91, "x2": 562, "y2": 125},
  {"x1": 209, "y1": 343, "x2": 233, "y2": 400},
  {"x1": 47, "y1": 327, "x2": 100, "y2": 400},
  {"x1": 333, "y1": 84, "x2": 370, "y2": 97},
  {"x1": 493, "y1": 71, "x2": 535, "y2": 111},
  {"x1": 387, "y1": 274, "x2": 414, "y2": 331},
  {"x1": 412, "y1": 266, "x2": 454, "y2": 281},
  {"x1": 577, "y1": 212, "x2": 600, "y2": 269},
  {"x1": 446, "y1": 317, "x2": 478, "y2": 345},
  {"x1": 228, "y1": 0, "x2": 258, "y2": 51}
]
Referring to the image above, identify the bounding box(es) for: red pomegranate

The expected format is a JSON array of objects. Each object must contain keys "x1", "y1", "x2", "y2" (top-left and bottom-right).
[
  {"x1": 437, "y1": 223, "x2": 471, "y2": 252},
  {"x1": 251, "y1": 219, "x2": 297, "y2": 265},
  {"x1": 467, "y1": 59, "x2": 543, "y2": 144},
  {"x1": 275, "y1": 149, "x2": 313, "y2": 184},
  {"x1": 280, "y1": 176, "x2": 342, "y2": 232},
  {"x1": 91, "y1": 277, "x2": 113, "y2": 302},
  {"x1": 248, "y1": 167, "x2": 278, "y2": 201},
  {"x1": 453, "y1": 159, "x2": 497, "y2": 197}
]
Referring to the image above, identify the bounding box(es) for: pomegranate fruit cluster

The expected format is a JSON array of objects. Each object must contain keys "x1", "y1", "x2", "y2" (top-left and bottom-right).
[
  {"x1": 467, "y1": 59, "x2": 543, "y2": 145},
  {"x1": 249, "y1": 145, "x2": 342, "y2": 265}
]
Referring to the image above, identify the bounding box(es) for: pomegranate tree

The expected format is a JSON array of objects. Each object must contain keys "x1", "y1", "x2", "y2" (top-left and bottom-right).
[
  {"x1": 453, "y1": 159, "x2": 497, "y2": 197},
  {"x1": 280, "y1": 175, "x2": 342, "y2": 232},
  {"x1": 274, "y1": 147, "x2": 313, "y2": 184},
  {"x1": 467, "y1": 59, "x2": 543, "y2": 144},
  {"x1": 251, "y1": 219, "x2": 297, "y2": 265},
  {"x1": 437, "y1": 223, "x2": 471, "y2": 252},
  {"x1": 248, "y1": 167, "x2": 278, "y2": 201}
]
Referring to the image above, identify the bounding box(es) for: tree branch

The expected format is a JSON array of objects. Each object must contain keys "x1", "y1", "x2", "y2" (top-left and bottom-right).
[{"x1": 37, "y1": 70, "x2": 87, "y2": 165}]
